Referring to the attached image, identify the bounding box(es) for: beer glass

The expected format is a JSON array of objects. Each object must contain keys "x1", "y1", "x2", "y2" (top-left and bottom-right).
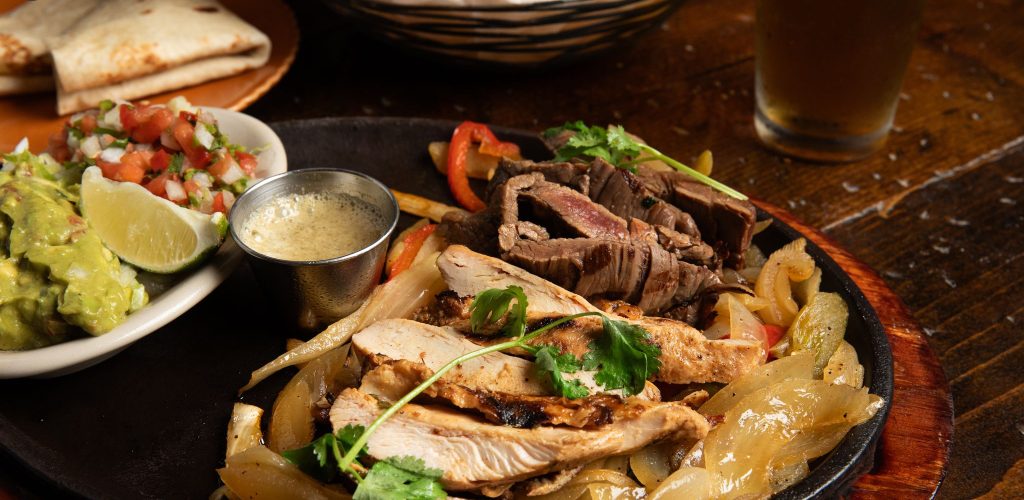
[{"x1": 754, "y1": 0, "x2": 925, "y2": 162}]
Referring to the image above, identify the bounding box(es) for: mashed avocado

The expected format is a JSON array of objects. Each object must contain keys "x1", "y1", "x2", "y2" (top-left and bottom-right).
[{"x1": 0, "y1": 150, "x2": 147, "y2": 350}]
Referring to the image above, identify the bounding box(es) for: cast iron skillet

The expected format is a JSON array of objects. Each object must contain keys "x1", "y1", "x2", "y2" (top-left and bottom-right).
[{"x1": 0, "y1": 117, "x2": 892, "y2": 499}]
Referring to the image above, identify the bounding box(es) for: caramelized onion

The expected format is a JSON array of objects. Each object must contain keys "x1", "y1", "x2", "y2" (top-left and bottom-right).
[
  {"x1": 754, "y1": 238, "x2": 815, "y2": 327},
  {"x1": 218, "y1": 446, "x2": 351, "y2": 500},
  {"x1": 241, "y1": 254, "x2": 446, "y2": 392}
]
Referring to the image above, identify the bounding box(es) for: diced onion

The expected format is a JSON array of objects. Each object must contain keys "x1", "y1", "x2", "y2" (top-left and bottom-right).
[
  {"x1": 80, "y1": 136, "x2": 102, "y2": 159},
  {"x1": 192, "y1": 171, "x2": 214, "y2": 189},
  {"x1": 100, "y1": 147, "x2": 125, "y2": 163},
  {"x1": 99, "y1": 104, "x2": 123, "y2": 131},
  {"x1": 161, "y1": 129, "x2": 181, "y2": 150},
  {"x1": 217, "y1": 156, "x2": 246, "y2": 185},
  {"x1": 194, "y1": 124, "x2": 215, "y2": 150},
  {"x1": 166, "y1": 96, "x2": 197, "y2": 116},
  {"x1": 222, "y1": 191, "x2": 236, "y2": 210},
  {"x1": 13, "y1": 137, "x2": 28, "y2": 154},
  {"x1": 165, "y1": 180, "x2": 187, "y2": 203}
]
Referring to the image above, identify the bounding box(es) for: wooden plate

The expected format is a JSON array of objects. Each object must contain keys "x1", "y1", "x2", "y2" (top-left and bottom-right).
[
  {"x1": 0, "y1": 0, "x2": 299, "y2": 153},
  {"x1": 0, "y1": 118, "x2": 951, "y2": 498}
]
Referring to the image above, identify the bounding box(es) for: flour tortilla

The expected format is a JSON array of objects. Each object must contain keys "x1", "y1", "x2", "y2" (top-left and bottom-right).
[
  {"x1": 0, "y1": 0, "x2": 99, "y2": 95},
  {"x1": 51, "y1": 0, "x2": 271, "y2": 114}
]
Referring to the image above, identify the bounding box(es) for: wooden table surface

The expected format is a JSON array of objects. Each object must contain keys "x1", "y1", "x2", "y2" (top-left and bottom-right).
[
  {"x1": 243, "y1": 0, "x2": 1020, "y2": 497},
  {"x1": 1, "y1": 0, "x2": 1019, "y2": 498}
]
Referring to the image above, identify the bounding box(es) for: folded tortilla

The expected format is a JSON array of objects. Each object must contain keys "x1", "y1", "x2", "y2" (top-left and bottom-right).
[
  {"x1": 0, "y1": 0, "x2": 99, "y2": 96},
  {"x1": 50, "y1": 0, "x2": 271, "y2": 114}
]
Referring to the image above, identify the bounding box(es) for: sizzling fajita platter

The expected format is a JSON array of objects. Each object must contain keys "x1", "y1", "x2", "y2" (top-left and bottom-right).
[{"x1": 0, "y1": 117, "x2": 894, "y2": 499}]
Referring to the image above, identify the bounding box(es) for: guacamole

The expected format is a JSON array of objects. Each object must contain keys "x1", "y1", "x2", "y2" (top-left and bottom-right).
[{"x1": 0, "y1": 150, "x2": 147, "y2": 350}]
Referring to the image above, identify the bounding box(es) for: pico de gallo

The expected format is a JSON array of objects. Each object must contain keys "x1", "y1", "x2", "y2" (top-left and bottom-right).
[{"x1": 47, "y1": 96, "x2": 257, "y2": 214}]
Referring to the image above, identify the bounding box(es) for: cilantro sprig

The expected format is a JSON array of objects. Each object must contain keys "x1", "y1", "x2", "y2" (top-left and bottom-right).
[
  {"x1": 355, "y1": 457, "x2": 445, "y2": 500},
  {"x1": 544, "y1": 121, "x2": 748, "y2": 200},
  {"x1": 469, "y1": 285, "x2": 528, "y2": 337},
  {"x1": 583, "y1": 316, "x2": 663, "y2": 396},
  {"x1": 288, "y1": 286, "x2": 662, "y2": 497},
  {"x1": 527, "y1": 345, "x2": 590, "y2": 399}
]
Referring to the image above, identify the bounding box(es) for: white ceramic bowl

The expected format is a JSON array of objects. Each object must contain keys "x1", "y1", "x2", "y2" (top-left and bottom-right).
[{"x1": 0, "y1": 108, "x2": 287, "y2": 378}]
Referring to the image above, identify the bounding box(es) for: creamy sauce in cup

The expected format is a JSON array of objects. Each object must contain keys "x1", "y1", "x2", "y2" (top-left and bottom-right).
[{"x1": 238, "y1": 192, "x2": 387, "y2": 261}]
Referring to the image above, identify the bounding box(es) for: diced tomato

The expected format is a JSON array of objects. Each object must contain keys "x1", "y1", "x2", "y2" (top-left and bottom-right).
[
  {"x1": 96, "y1": 159, "x2": 120, "y2": 179},
  {"x1": 211, "y1": 192, "x2": 226, "y2": 213},
  {"x1": 183, "y1": 179, "x2": 201, "y2": 196},
  {"x1": 150, "y1": 149, "x2": 172, "y2": 171},
  {"x1": 131, "y1": 108, "x2": 174, "y2": 144},
  {"x1": 114, "y1": 153, "x2": 147, "y2": 184},
  {"x1": 172, "y1": 120, "x2": 210, "y2": 168},
  {"x1": 80, "y1": 114, "x2": 98, "y2": 136},
  {"x1": 47, "y1": 132, "x2": 70, "y2": 163},
  {"x1": 235, "y1": 151, "x2": 258, "y2": 175},
  {"x1": 207, "y1": 155, "x2": 231, "y2": 179},
  {"x1": 144, "y1": 172, "x2": 172, "y2": 197},
  {"x1": 120, "y1": 105, "x2": 139, "y2": 131}
]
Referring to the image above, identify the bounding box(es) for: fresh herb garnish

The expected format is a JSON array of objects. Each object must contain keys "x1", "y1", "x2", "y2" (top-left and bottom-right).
[
  {"x1": 543, "y1": 121, "x2": 747, "y2": 200},
  {"x1": 93, "y1": 127, "x2": 125, "y2": 139},
  {"x1": 354, "y1": 457, "x2": 446, "y2": 500},
  {"x1": 98, "y1": 99, "x2": 115, "y2": 116},
  {"x1": 469, "y1": 285, "x2": 528, "y2": 337},
  {"x1": 167, "y1": 153, "x2": 184, "y2": 174},
  {"x1": 583, "y1": 316, "x2": 663, "y2": 396},
  {"x1": 292, "y1": 286, "x2": 662, "y2": 496},
  {"x1": 282, "y1": 424, "x2": 366, "y2": 483},
  {"x1": 527, "y1": 345, "x2": 590, "y2": 399}
]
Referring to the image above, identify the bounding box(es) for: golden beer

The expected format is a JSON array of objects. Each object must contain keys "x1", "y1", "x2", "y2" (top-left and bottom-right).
[{"x1": 755, "y1": 0, "x2": 924, "y2": 161}]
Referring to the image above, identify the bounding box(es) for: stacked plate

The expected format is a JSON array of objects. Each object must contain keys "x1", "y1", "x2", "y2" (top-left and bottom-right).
[{"x1": 323, "y1": 0, "x2": 685, "y2": 68}]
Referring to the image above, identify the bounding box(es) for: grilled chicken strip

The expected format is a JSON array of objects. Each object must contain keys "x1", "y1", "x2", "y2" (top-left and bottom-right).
[
  {"x1": 330, "y1": 388, "x2": 709, "y2": 491},
  {"x1": 436, "y1": 246, "x2": 762, "y2": 384},
  {"x1": 351, "y1": 318, "x2": 661, "y2": 400},
  {"x1": 360, "y1": 359, "x2": 651, "y2": 428}
]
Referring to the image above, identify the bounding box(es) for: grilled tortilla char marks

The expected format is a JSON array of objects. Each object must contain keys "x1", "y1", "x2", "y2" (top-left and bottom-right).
[
  {"x1": 330, "y1": 388, "x2": 709, "y2": 491},
  {"x1": 351, "y1": 318, "x2": 661, "y2": 400},
  {"x1": 360, "y1": 360, "x2": 648, "y2": 429}
]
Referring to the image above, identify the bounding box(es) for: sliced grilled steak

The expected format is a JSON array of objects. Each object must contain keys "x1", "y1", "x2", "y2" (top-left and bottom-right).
[
  {"x1": 587, "y1": 158, "x2": 702, "y2": 238},
  {"x1": 636, "y1": 165, "x2": 757, "y2": 267}
]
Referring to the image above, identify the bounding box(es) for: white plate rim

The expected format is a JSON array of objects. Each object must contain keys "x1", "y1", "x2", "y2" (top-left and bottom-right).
[{"x1": 0, "y1": 107, "x2": 287, "y2": 378}]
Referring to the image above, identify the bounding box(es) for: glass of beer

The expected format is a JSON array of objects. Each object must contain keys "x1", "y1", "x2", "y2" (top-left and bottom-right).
[{"x1": 754, "y1": 0, "x2": 925, "y2": 162}]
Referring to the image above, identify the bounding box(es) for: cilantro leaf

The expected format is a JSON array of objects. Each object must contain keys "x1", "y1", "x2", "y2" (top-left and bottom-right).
[
  {"x1": 282, "y1": 424, "x2": 366, "y2": 482},
  {"x1": 529, "y1": 345, "x2": 590, "y2": 399},
  {"x1": 582, "y1": 317, "x2": 662, "y2": 396},
  {"x1": 542, "y1": 121, "x2": 748, "y2": 200},
  {"x1": 469, "y1": 286, "x2": 528, "y2": 337},
  {"x1": 354, "y1": 456, "x2": 446, "y2": 500}
]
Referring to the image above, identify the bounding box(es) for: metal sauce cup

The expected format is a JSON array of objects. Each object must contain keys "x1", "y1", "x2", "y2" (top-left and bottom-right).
[{"x1": 229, "y1": 168, "x2": 399, "y2": 330}]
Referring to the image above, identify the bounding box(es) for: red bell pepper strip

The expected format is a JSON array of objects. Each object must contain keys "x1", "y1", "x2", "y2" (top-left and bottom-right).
[
  {"x1": 387, "y1": 224, "x2": 438, "y2": 280},
  {"x1": 446, "y1": 121, "x2": 521, "y2": 212}
]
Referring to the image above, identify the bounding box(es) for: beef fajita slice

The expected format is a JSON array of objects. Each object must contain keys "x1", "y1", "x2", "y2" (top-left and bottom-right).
[{"x1": 49, "y1": 0, "x2": 270, "y2": 114}]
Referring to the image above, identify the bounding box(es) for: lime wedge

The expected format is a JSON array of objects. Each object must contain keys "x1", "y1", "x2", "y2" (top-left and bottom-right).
[{"x1": 80, "y1": 167, "x2": 227, "y2": 274}]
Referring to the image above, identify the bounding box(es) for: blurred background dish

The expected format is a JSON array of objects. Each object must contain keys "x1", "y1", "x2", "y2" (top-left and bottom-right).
[
  {"x1": 322, "y1": 0, "x2": 685, "y2": 69},
  {"x1": 0, "y1": 0, "x2": 299, "y2": 153}
]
